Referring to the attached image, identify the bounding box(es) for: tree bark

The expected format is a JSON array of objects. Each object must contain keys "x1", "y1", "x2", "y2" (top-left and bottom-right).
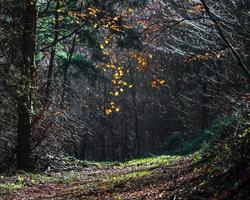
[
  {"x1": 16, "y1": 0, "x2": 37, "y2": 170},
  {"x1": 60, "y1": 35, "x2": 76, "y2": 109},
  {"x1": 44, "y1": 0, "x2": 60, "y2": 104}
]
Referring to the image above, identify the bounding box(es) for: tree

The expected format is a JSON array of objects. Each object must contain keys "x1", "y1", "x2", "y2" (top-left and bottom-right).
[
  {"x1": 2, "y1": 0, "x2": 138, "y2": 168},
  {"x1": 16, "y1": 0, "x2": 37, "y2": 169}
]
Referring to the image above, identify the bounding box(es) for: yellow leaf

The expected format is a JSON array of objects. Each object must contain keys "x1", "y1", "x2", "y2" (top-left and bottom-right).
[
  {"x1": 119, "y1": 70, "x2": 124, "y2": 76},
  {"x1": 103, "y1": 24, "x2": 109, "y2": 28},
  {"x1": 100, "y1": 44, "x2": 104, "y2": 49},
  {"x1": 104, "y1": 39, "x2": 109, "y2": 44},
  {"x1": 103, "y1": 51, "x2": 109, "y2": 55},
  {"x1": 57, "y1": 9, "x2": 63, "y2": 13},
  {"x1": 159, "y1": 80, "x2": 166, "y2": 85},
  {"x1": 115, "y1": 107, "x2": 120, "y2": 112},
  {"x1": 123, "y1": 25, "x2": 132, "y2": 29},
  {"x1": 105, "y1": 108, "x2": 112, "y2": 115},
  {"x1": 128, "y1": 8, "x2": 134, "y2": 13},
  {"x1": 114, "y1": 73, "x2": 120, "y2": 79},
  {"x1": 114, "y1": 91, "x2": 119, "y2": 96},
  {"x1": 118, "y1": 80, "x2": 123, "y2": 85}
]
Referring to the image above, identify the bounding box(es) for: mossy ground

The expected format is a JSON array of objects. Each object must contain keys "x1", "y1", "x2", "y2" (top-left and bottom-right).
[
  {"x1": 0, "y1": 150, "x2": 249, "y2": 199},
  {"x1": 0, "y1": 155, "x2": 184, "y2": 199}
]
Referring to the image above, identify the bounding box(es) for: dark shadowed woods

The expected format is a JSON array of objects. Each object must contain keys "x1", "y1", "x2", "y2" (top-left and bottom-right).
[{"x1": 0, "y1": 0, "x2": 249, "y2": 199}]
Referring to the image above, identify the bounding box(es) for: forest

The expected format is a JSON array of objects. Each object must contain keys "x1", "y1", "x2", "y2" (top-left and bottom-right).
[{"x1": 0, "y1": 0, "x2": 249, "y2": 199}]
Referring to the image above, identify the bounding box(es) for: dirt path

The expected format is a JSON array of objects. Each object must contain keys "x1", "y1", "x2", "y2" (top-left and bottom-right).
[{"x1": 0, "y1": 156, "x2": 205, "y2": 200}]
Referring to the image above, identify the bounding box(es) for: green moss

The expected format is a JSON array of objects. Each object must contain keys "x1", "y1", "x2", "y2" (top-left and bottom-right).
[
  {"x1": 0, "y1": 183, "x2": 23, "y2": 190},
  {"x1": 192, "y1": 152, "x2": 202, "y2": 163},
  {"x1": 103, "y1": 170, "x2": 152, "y2": 189},
  {"x1": 0, "y1": 173, "x2": 57, "y2": 192},
  {"x1": 126, "y1": 155, "x2": 179, "y2": 169}
]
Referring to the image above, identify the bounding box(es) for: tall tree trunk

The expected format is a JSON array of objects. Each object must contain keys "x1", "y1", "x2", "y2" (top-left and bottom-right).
[
  {"x1": 60, "y1": 35, "x2": 76, "y2": 109},
  {"x1": 201, "y1": 83, "x2": 208, "y2": 130},
  {"x1": 44, "y1": 0, "x2": 60, "y2": 104},
  {"x1": 122, "y1": 124, "x2": 129, "y2": 160},
  {"x1": 109, "y1": 120, "x2": 116, "y2": 160},
  {"x1": 17, "y1": 0, "x2": 37, "y2": 170},
  {"x1": 130, "y1": 74, "x2": 141, "y2": 156},
  {"x1": 100, "y1": 132, "x2": 106, "y2": 160}
]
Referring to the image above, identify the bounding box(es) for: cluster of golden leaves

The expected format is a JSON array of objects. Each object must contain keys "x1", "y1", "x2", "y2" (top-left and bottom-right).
[
  {"x1": 94, "y1": 9, "x2": 136, "y2": 116},
  {"x1": 185, "y1": 51, "x2": 224, "y2": 63},
  {"x1": 104, "y1": 63, "x2": 133, "y2": 99},
  {"x1": 100, "y1": 37, "x2": 111, "y2": 50},
  {"x1": 101, "y1": 51, "x2": 134, "y2": 115},
  {"x1": 89, "y1": 7, "x2": 165, "y2": 115},
  {"x1": 57, "y1": 4, "x2": 132, "y2": 32},
  {"x1": 105, "y1": 101, "x2": 120, "y2": 115},
  {"x1": 101, "y1": 49, "x2": 166, "y2": 114},
  {"x1": 130, "y1": 53, "x2": 148, "y2": 71},
  {"x1": 151, "y1": 79, "x2": 166, "y2": 89},
  {"x1": 101, "y1": 60, "x2": 134, "y2": 114}
]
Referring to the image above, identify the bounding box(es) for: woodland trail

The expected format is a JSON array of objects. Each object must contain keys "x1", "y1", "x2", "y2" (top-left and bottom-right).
[
  {"x1": 0, "y1": 155, "x2": 206, "y2": 200},
  {"x1": 2, "y1": 153, "x2": 247, "y2": 200}
]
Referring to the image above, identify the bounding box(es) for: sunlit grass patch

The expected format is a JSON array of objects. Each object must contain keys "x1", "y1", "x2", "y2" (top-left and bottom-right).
[
  {"x1": 192, "y1": 152, "x2": 203, "y2": 164},
  {"x1": 88, "y1": 160, "x2": 121, "y2": 168},
  {"x1": 103, "y1": 170, "x2": 152, "y2": 189},
  {"x1": 82, "y1": 155, "x2": 181, "y2": 170},
  {"x1": 126, "y1": 155, "x2": 180, "y2": 169},
  {"x1": 0, "y1": 183, "x2": 23, "y2": 190},
  {"x1": 0, "y1": 173, "x2": 57, "y2": 191}
]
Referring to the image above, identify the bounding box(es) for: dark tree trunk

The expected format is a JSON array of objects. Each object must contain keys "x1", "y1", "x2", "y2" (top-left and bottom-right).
[
  {"x1": 100, "y1": 133, "x2": 106, "y2": 160},
  {"x1": 122, "y1": 125, "x2": 129, "y2": 160},
  {"x1": 60, "y1": 35, "x2": 76, "y2": 109},
  {"x1": 17, "y1": 0, "x2": 37, "y2": 170},
  {"x1": 131, "y1": 84, "x2": 141, "y2": 156},
  {"x1": 129, "y1": 72, "x2": 141, "y2": 156},
  {"x1": 109, "y1": 120, "x2": 116, "y2": 160},
  {"x1": 44, "y1": 0, "x2": 60, "y2": 103},
  {"x1": 201, "y1": 83, "x2": 208, "y2": 130}
]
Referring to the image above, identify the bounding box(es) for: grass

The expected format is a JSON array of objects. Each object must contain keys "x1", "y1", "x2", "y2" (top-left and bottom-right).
[
  {"x1": 126, "y1": 155, "x2": 180, "y2": 169},
  {"x1": 0, "y1": 183, "x2": 23, "y2": 190},
  {"x1": 0, "y1": 154, "x2": 182, "y2": 194},
  {"x1": 0, "y1": 173, "x2": 57, "y2": 191},
  {"x1": 103, "y1": 170, "x2": 152, "y2": 189}
]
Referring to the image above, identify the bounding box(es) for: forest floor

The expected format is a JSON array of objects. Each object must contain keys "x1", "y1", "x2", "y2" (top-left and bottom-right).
[{"x1": 0, "y1": 153, "x2": 249, "y2": 200}]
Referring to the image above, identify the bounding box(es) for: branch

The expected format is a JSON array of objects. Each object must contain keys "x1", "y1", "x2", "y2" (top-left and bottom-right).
[
  {"x1": 201, "y1": 0, "x2": 250, "y2": 82},
  {"x1": 37, "y1": 25, "x2": 82, "y2": 52}
]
